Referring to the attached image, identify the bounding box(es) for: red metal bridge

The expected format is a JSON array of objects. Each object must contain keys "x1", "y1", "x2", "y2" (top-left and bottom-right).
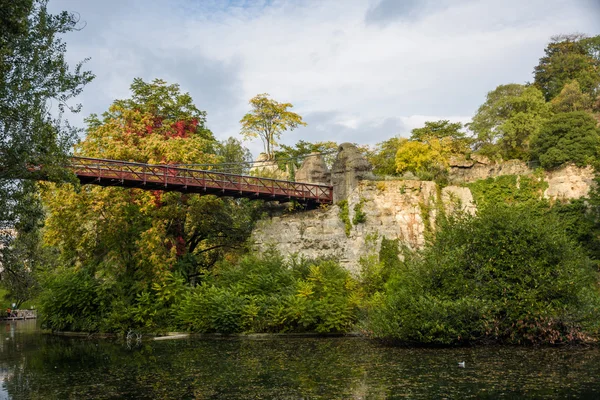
[{"x1": 69, "y1": 157, "x2": 333, "y2": 206}]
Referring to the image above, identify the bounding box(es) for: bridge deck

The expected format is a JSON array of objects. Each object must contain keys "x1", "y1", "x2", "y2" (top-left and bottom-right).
[{"x1": 69, "y1": 157, "x2": 333, "y2": 205}]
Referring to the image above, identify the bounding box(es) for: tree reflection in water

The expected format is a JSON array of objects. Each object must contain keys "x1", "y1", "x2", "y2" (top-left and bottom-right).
[{"x1": 1, "y1": 321, "x2": 600, "y2": 399}]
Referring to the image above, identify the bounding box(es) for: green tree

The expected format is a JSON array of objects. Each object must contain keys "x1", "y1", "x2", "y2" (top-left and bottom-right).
[
  {"x1": 215, "y1": 137, "x2": 252, "y2": 174},
  {"x1": 275, "y1": 140, "x2": 338, "y2": 173},
  {"x1": 367, "y1": 137, "x2": 404, "y2": 176},
  {"x1": 79, "y1": 78, "x2": 216, "y2": 163},
  {"x1": 395, "y1": 139, "x2": 445, "y2": 176},
  {"x1": 530, "y1": 111, "x2": 600, "y2": 169},
  {"x1": 368, "y1": 205, "x2": 600, "y2": 345},
  {"x1": 550, "y1": 80, "x2": 594, "y2": 113},
  {"x1": 0, "y1": 0, "x2": 93, "y2": 305},
  {"x1": 534, "y1": 34, "x2": 600, "y2": 101},
  {"x1": 41, "y1": 79, "x2": 263, "y2": 332},
  {"x1": 240, "y1": 93, "x2": 307, "y2": 159},
  {"x1": 410, "y1": 120, "x2": 471, "y2": 154},
  {"x1": 393, "y1": 120, "x2": 471, "y2": 180},
  {"x1": 469, "y1": 84, "x2": 550, "y2": 160},
  {"x1": 0, "y1": 0, "x2": 93, "y2": 181}
]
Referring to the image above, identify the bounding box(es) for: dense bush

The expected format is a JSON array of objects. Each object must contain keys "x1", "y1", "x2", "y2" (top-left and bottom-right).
[
  {"x1": 531, "y1": 111, "x2": 600, "y2": 169},
  {"x1": 367, "y1": 205, "x2": 600, "y2": 345},
  {"x1": 39, "y1": 269, "x2": 108, "y2": 332},
  {"x1": 467, "y1": 174, "x2": 548, "y2": 208},
  {"x1": 38, "y1": 253, "x2": 361, "y2": 335},
  {"x1": 177, "y1": 253, "x2": 360, "y2": 333}
]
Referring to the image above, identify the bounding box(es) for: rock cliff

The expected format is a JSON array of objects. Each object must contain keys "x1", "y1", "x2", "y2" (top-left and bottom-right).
[{"x1": 253, "y1": 155, "x2": 596, "y2": 273}]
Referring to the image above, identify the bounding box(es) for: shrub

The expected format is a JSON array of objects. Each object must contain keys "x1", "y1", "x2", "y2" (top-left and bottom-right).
[
  {"x1": 352, "y1": 199, "x2": 367, "y2": 225},
  {"x1": 338, "y1": 200, "x2": 352, "y2": 236},
  {"x1": 39, "y1": 269, "x2": 107, "y2": 332},
  {"x1": 177, "y1": 254, "x2": 360, "y2": 334},
  {"x1": 467, "y1": 175, "x2": 548, "y2": 208},
  {"x1": 368, "y1": 205, "x2": 600, "y2": 345}
]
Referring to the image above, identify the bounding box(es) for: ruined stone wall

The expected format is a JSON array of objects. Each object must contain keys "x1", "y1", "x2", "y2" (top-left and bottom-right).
[{"x1": 251, "y1": 163, "x2": 596, "y2": 274}]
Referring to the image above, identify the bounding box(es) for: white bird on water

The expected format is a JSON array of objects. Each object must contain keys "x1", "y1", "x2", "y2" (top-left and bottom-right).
[{"x1": 458, "y1": 361, "x2": 466, "y2": 368}]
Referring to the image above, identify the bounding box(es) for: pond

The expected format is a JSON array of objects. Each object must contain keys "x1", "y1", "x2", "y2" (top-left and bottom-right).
[{"x1": 1, "y1": 320, "x2": 600, "y2": 399}]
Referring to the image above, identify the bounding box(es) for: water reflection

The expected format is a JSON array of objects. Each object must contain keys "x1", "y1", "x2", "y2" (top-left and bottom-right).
[{"x1": 1, "y1": 320, "x2": 600, "y2": 399}]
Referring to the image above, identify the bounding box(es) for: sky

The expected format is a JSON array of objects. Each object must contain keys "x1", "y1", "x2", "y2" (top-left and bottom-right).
[{"x1": 48, "y1": 0, "x2": 600, "y2": 156}]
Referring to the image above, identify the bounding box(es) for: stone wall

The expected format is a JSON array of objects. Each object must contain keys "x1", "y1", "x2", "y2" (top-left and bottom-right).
[{"x1": 251, "y1": 163, "x2": 596, "y2": 273}]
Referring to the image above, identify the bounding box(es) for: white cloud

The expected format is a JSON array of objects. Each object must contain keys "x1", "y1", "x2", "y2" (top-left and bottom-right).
[{"x1": 49, "y1": 0, "x2": 599, "y2": 155}]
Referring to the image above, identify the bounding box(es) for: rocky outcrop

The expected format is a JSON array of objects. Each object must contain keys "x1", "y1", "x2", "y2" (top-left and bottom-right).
[
  {"x1": 250, "y1": 153, "x2": 288, "y2": 180},
  {"x1": 449, "y1": 158, "x2": 596, "y2": 201},
  {"x1": 295, "y1": 153, "x2": 331, "y2": 185},
  {"x1": 544, "y1": 164, "x2": 595, "y2": 200},
  {"x1": 449, "y1": 157, "x2": 531, "y2": 183},
  {"x1": 252, "y1": 180, "x2": 476, "y2": 274},
  {"x1": 330, "y1": 143, "x2": 374, "y2": 203},
  {"x1": 252, "y1": 162, "x2": 595, "y2": 273}
]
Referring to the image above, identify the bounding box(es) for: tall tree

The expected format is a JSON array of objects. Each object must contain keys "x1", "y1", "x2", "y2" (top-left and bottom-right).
[
  {"x1": 42, "y1": 79, "x2": 263, "y2": 332},
  {"x1": 79, "y1": 78, "x2": 215, "y2": 163},
  {"x1": 468, "y1": 84, "x2": 550, "y2": 160},
  {"x1": 0, "y1": 0, "x2": 93, "y2": 181},
  {"x1": 0, "y1": 0, "x2": 93, "y2": 302},
  {"x1": 534, "y1": 34, "x2": 600, "y2": 101},
  {"x1": 240, "y1": 93, "x2": 306, "y2": 159}
]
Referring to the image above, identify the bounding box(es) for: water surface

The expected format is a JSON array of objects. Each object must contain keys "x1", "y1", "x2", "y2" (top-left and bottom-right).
[{"x1": 1, "y1": 320, "x2": 599, "y2": 399}]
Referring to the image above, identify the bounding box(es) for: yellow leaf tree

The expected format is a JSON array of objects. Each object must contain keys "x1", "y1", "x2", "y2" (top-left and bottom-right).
[
  {"x1": 395, "y1": 120, "x2": 470, "y2": 180},
  {"x1": 240, "y1": 93, "x2": 307, "y2": 159},
  {"x1": 40, "y1": 79, "x2": 262, "y2": 332}
]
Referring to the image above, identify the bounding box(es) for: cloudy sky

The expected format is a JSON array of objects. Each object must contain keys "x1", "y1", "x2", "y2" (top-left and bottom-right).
[{"x1": 49, "y1": 0, "x2": 600, "y2": 155}]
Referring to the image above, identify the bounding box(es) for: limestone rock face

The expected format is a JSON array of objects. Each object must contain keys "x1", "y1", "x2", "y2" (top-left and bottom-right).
[
  {"x1": 448, "y1": 156, "x2": 475, "y2": 168},
  {"x1": 295, "y1": 153, "x2": 331, "y2": 185},
  {"x1": 442, "y1": 186, "x2": 476, "y2": 215},
  {"x1": 252, "y1": 160, "x2": 595, "y2": 274},
  {"x1": 250, "y1": 153, "x2": 288, "y2": 180},
  {"x1": 449, "y1": 158, "x2": 595, "y2": 200},
  {"x1": 252, "y1": 180, "x2": 444, "y2": 274},
  {"x1": 330, "y1": 143, "x2": 374, "y2": 203},
  {"x1": 544, "y1": 164, "x2": 595, "y2": 200},
  {"x1": 449, "y1": 159, "x2": 530, "y2": 183}
]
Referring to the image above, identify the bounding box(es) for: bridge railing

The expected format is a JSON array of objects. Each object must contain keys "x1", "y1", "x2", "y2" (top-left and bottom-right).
[{"x1": 69, "y1": 157, "x2": 333, "y2": 203}]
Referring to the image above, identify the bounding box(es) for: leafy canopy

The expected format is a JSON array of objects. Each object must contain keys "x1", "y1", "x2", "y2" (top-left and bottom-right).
[
  {"x1": 534, "y1": 34, "x2": 600, "y2": 101},
  {"x1": 240, "y1": 93, "x2": 307, "y2": 159},
  {"x1": 394, "y1": 120, "x2": 470, "y2": 180},
  {"x1": 530, "y1": 111, "x2": 600, "y2": 169},
  {"x1": 215, "y1": 137, "x2": 253, "y2": 174},
  {"x1": 469, "y1": 84, "x2": 550, "y2": 160},
  {"x1": 550, "y1": 80, "x2": 594, "y2": 113},
  {"x1": 79, "y1": 78, "x2": 216, "y2": 164},
  {"x1": 369, "y1": 205, "x2": 600, "y2": 345},
  {"x1": 395, "y1": 140, "x2": 444, "y2": 175},
  {"x1": 410, "y1": 120, "x2": 470, "y2": 154},
  {"x1": 367, "y1": 136, "x2": 404, "y2": 176},
  {"x1": 0, "y1": 0, "x2": 93, "y2": 305},
  {"x1": 41, "y1": 78, "x2": 262, "y2": 333}
]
